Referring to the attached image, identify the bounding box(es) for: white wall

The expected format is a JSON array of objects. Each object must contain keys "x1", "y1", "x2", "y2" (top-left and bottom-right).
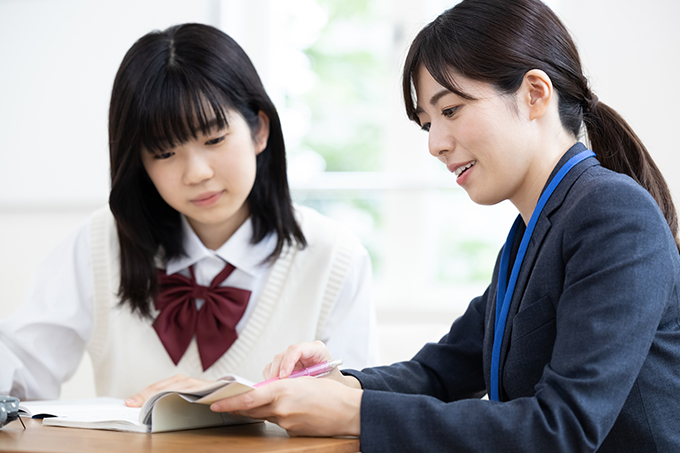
[
  {"x1": 1, "y1": 0, "x2": 679, "y2": 399},
  {"x1": 560, "y1": 0, "x2": 680, "y2": 198}
]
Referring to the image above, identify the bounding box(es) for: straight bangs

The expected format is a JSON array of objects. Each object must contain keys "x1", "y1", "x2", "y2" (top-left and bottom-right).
[
  {"x1": 403, "y1": 23, "x2": 478, "y2": 125},
  {"x1": 403, "y1": 2, "x2": 531, "y2": 126},
  {"x1": 138, "y1": 73, "x2": 232, "y2": 155}
]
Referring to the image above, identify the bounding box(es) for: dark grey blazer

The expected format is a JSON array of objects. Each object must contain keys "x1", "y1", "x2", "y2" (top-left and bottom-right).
[{"x1": 346, "y1": 143, "x2": 680, "y2": 452}]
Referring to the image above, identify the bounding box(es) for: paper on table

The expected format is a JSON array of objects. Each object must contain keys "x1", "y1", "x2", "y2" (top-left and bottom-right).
[
  {"x1": 20, "y1": 397, "x2": 136, "y2": 419},
  {"x1": 20, "y1": 398, "x2": 146, "y2": 432},
  {"x1": 20, "y1": 375, "x2": 258, "y2": 433}
]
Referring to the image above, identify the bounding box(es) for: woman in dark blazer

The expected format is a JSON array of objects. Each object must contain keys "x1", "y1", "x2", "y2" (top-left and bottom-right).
[{"x1": 209, "y1": 0, "x2": 680, "y2": 451}]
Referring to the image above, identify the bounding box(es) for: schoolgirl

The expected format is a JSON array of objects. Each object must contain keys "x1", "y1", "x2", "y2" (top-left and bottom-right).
[
  {"x1": 208, "y1": 1, "x2": 680, "y2": 451},
  {"x1": 0, "y1": 23, "x2": 378, "y2": 401}
]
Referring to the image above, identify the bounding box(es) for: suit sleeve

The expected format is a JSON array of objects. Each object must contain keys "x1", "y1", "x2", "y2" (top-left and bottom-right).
[
  {"x1": 343, "y1": 286, "x2": 488, "y2": 401},
  {"x1": 347, "y1": 179, "x2": 678, "y2": 453}
]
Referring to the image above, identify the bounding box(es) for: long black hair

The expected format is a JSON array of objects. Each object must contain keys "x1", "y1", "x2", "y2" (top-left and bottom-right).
[
  {"x1": 109, "y1": 23, "x2": 306, "y2": 317},
  {"x1": 402, "y1": 0, "x2": 679, "y2": 250}
]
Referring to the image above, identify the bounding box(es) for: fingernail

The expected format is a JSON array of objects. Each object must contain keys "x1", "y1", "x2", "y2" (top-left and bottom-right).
[{"x1": 125, "y1": 398, "x2": 136, "y2": 406}]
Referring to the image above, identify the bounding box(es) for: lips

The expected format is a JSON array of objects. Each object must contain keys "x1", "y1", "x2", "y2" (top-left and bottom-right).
[
  {"x1": 448, "y1": 160, "x2": 476, "y2": 177},
  {"x1": 191, "y1": 191, "x2": 224, "y2": 207}
]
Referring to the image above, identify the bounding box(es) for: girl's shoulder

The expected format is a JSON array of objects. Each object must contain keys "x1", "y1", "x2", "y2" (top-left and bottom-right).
[
  {"x1": 292, "y1": 204, "x2": 364, "y2": 251},
  {"x1": 88, "y1": 205, "x2": 115, "y2": 227},
  {"x1": 86, "y1": 205, "x2": 122, "y2": 260}
]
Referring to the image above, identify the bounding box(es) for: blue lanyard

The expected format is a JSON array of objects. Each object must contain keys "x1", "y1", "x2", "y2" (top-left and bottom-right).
[{"x1": 489, "y1": 150, "x2": 595, "y2": 401}]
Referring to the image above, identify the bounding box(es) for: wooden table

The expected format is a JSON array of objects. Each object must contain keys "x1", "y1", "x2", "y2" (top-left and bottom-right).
[{"x1": 0, "y1": 418, "x2": 360, "y2": 453}]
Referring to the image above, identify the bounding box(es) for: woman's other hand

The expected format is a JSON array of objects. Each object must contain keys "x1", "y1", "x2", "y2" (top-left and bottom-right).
[{"x1": 210, "y1": 376, "x2": 362, "y2": 437}]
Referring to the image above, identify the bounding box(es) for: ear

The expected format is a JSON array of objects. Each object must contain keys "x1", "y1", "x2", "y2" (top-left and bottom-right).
[
  {"x1": 253, "y1": 111, "x2": 270, "y2": 155},
  {"x1": 520, "y1": 69, "x2": 554, "y2": 121}
]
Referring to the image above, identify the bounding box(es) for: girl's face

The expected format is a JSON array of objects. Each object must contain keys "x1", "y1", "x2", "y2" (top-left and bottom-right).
[
  {"x1": 414, "y1": 65, "x2": 545, "y2": 213},
  {"x1": 141, "y1": 109, "x2": 269, "y2": 249}
]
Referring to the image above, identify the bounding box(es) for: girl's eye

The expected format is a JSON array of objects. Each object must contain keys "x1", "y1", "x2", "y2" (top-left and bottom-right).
[
  {"x1": 420, "y1": 122, "x2": 431, "y2": 132},
  {"x1": 154, "y1": 151, "x2": 175, "y2": 160},
  {"x1": 205, "y1": 135, "x2": 226, "y2": 146}
]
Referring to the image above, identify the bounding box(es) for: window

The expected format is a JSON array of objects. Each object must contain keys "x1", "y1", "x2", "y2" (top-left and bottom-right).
[{"x1": 223, "y1": 0, "x2": 518, "y2": 328}]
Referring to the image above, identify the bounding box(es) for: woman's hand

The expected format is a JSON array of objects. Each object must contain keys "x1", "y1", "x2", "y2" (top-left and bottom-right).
[
  {"x1": 262, "y1": 340, "x2": 360, "y2": 388},
  {"x1": 263, "y1": 340, "x2": 333, "y2": 379},
  {"x1": 125, "y1": 374, "x2": 213, "y2": 407},
  {"x1": 210, "y1": 376, "x2": 362, "y2": 437},
  {"x1": 208, "y1": 340, "x2": 364, "y2": 437}
]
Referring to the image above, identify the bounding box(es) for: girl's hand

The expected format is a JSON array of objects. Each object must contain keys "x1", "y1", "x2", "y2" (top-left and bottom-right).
[
  {"x1": 210, "y1": 376, "x2": 362, "y2": 437},
  {"x1": 125, "y1": 374, "x2": 213, "y2": 407}
]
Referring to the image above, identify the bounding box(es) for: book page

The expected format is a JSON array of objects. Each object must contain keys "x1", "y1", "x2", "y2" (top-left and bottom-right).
[
  {"x1": 24, "y1": 398, "x2": 146, "y2": 432},
  {"x1": 150, "y1": 393, "x2": 227, "y2": 432},
  {"x1": 20, "y1": 397, "x2": 136, "y2": 420},
  {"x1": 150, "y1": 393, "x2": 259, "y2": 433},
  {"x1": 140, "y1": 374, "x2": 256, "y2": 423}
]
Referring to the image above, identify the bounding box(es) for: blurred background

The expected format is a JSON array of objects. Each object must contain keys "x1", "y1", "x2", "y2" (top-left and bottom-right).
[{"x1": 1, "y1": 0, "x2": 679, "y2": 398}]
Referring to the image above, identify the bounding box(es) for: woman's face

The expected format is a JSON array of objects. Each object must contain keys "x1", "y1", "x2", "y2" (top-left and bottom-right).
[
  {"x1": 141, "y1": 109, "x2": 269, "y2": 248},
  {"x1": 414, "y1": 65, "x2": 541, "y2": 210}
]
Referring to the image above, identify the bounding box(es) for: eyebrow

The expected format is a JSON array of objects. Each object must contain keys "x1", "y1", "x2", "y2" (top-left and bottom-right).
[{"x1": 414, "y1": 88, "x2": 452, "y2": 115}]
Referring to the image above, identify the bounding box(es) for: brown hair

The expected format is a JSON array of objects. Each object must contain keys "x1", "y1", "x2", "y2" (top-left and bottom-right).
[{"x1": 402, "y1": 0, "x2": 679, "y2": 250}]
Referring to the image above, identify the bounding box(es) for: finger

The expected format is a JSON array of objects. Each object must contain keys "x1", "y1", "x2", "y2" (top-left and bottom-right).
[
  {"x1": 279, "y1": 341, "x2": 331, "y2": 378},
  {"x1": 210, "y1": 385, "x2": 276, "y2": 413},
  {"x1": 268, "y1": 351, "x2": 286, "y2": 379},
  {"x1": 126, "y1": 375, "x2": 210, "y2": 407},
  {"x1": 126, "y1": 374, "x2": 185, "y2": 407},
  {"x1": 278, "y1": 344, "x2": 306, "y2": 378},
  {"x1": 262, "y1": 362, "x2": 272, "y2": 380}
]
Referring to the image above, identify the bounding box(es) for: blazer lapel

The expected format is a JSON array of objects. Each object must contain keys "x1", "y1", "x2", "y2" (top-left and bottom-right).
[{"x1": 494, "y1": 144, "x2": 599, "y2": 400}]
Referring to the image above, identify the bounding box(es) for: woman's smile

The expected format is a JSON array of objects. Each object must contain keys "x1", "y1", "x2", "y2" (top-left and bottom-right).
[{"x1": 448, "y1": 160, "x2": 477, "y2": 186}]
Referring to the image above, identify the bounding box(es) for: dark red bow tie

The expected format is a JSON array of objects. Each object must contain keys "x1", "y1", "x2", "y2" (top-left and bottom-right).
[{"x1": 153, "y1": 263, "x2": 251, "y2": 370}]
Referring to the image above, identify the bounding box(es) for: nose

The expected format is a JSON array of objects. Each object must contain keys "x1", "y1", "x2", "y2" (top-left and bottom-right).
[
  {"x1": 182, "y1": 147, "x2": 214, "y2": 185},
  {"x1": 427, "y1": 122, "x2": 453, "y2": 161}
]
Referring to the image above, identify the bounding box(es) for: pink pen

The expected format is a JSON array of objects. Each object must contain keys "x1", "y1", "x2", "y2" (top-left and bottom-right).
[{"x1": 254, "y1": 359, "x2": 343, "y2": 388}]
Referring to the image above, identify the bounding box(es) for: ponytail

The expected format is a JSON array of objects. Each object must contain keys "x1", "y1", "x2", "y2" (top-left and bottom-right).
[{"x1": 582, "y1": 95, "x2": 679, "y2": 250}]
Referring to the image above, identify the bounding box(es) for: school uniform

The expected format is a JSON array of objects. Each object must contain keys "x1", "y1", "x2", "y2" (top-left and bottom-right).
[
  {"x1": 0, "y1": 205, "x2": 379, "y2": 400},
  {"x1": 345, "y1": 143, "x2": 680, "y2": 452}
]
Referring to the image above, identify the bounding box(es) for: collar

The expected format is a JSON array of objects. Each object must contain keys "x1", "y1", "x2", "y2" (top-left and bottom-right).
[
  {"x1": 165, "y1": 215, "x2": 277, "y2": 277},
  {"x1": 540, "y1": 142, "x2": 599, "y2": 217}
]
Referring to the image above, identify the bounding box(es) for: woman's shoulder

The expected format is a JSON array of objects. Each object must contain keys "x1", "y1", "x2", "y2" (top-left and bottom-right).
[
  {"x1": 562, "y1": 164, "x2": 676, "y2": 251},
  {"x1": 570, "y1": 164, "x2": 661, "y2": 215}
]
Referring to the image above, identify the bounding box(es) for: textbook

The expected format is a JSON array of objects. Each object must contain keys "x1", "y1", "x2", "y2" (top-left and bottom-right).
[{"x1": 19, "y1": 375, "x2": 258, "y2": 433}]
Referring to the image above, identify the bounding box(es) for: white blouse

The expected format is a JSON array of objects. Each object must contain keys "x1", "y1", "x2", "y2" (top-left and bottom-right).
[{"x1": 0, "y1": 212, "x2": 379, "y2": 399}]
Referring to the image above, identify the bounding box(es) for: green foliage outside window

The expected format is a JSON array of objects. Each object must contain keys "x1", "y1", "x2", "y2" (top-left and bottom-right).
[
  {"x1": 297, "y1": 0, "x2": 389, "y2": 171},
  {"x1": 287, "y1": 0, "x2": 506, "y2": 290}
]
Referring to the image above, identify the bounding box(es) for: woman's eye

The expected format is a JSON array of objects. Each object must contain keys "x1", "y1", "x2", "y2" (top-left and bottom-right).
[
  {"x1": 205, "y1": 135, "x2": 226, "y2": 146},
  {"x1": 420, "y1": 122, "x2": 431, "y2": 132},
  {"x1": 154, "y1": 151, "x2": 175, "y2": 160},
  {"x1": 442, "y1": 106, "x2": 459, "y2": 119}
]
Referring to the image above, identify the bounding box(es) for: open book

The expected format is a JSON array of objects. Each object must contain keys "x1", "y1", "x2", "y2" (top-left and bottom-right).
[{"x1": 20, "y1": 375, "x2": 258, "y2": 433}]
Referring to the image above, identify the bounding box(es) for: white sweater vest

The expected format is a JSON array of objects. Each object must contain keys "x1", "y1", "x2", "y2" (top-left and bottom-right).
[{"x1": 86, "y1": 206, "x2": 359, "y2": 398}]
